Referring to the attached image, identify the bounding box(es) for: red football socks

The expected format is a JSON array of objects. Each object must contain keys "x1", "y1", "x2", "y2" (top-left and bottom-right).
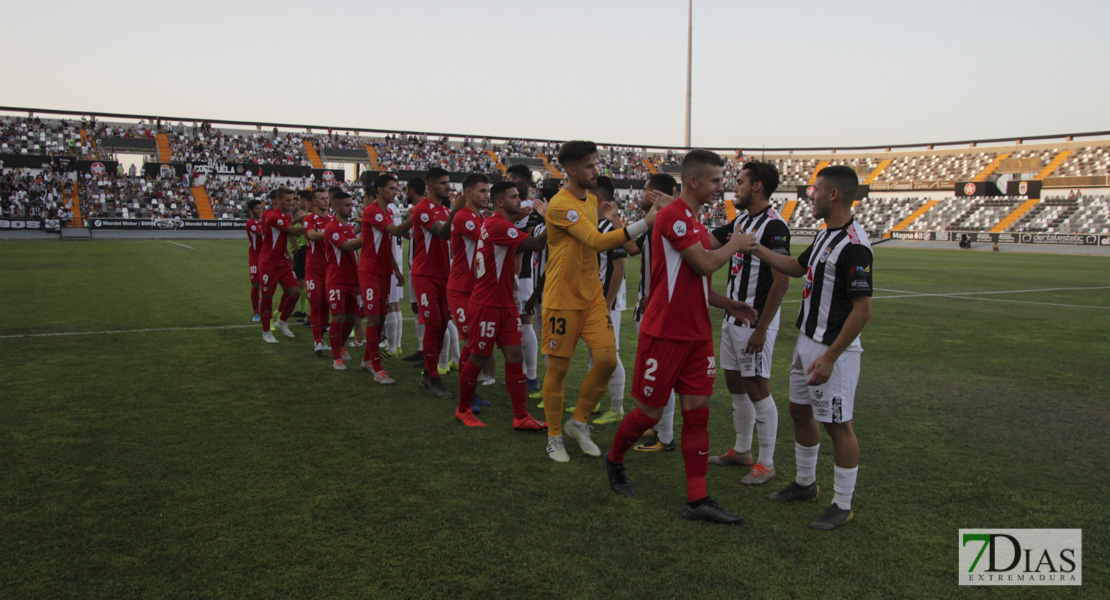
[
  {"x1": 259, "y1": 296, "x2": 273, "y2": 332},
  {"x1": 505, "y1": 361, "x2": 528, "y2": 419},
  {"x1": 607, "y1": 408, "x2": 659, "y2": 464},
  {"x1": 422, "y1": 320, "x2": 441, "y2": 376},
  {"x1": 458, "y1": 360, "x2": 481, "y2": 413},
  {"x1": 278, "y1": 293, "x2": 296, "y2": 321},
  {"x1": 363, "y1": 325, "x2": 382, "y2": 371},
  {"x1": 330, "y1": 321, "x2": 344, "y2": 360},
  {"x1": 681, "y1": 407, "x2": 710, "y2": 502},
  {"x1": 251, "y1": 287, "x2": 260, "y2": 314}
]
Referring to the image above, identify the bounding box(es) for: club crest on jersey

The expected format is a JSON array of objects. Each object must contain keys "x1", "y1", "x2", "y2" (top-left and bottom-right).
[
  {"x1": 673, "y1": 221, "x2": 687, "y2": 236},
  {"x1": 567, "y1": 210, "x2": 580, "y2": 223},
  {"x1": 549, "y1": 339, "x2": 558, "y2": 349},
  {"x1": 643, "y1": 385, "x2": 654, "y2": 397},
  {"x1": 802, "y1": 266, "x2": 814, "y2": 299},
  {"x1": 478, "y1": 342, "x2": 486, "y2": 350}
]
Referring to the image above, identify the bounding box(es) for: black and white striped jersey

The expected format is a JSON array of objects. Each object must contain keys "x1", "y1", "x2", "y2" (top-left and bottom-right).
[
  {"x1": 795, "y1": 219, "x2": 873, "y2": 346},
  {"x1": 713, "y1": 207, "x2": 791, "y2": 328},
  {"x1": 633, "y1": 226, "x2": 653, "y2": 321},
  {"x1": 598, "y1": 219, "x2": 628, "y2": 301}
]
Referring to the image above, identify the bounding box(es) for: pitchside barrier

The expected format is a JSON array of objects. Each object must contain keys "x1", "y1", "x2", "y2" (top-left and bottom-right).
[{"x1": 888, "y1": 230, "x2": 1110, "y2": 247}]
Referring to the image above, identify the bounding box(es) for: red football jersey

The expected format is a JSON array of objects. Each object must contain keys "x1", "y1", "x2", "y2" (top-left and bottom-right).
[
  {"x1": 324, "y1": 220, "x2": 360, "y2": 288},
  {"x1": 410, "y1": 198, "x2": 451, "y2": 279},
  {"x1": 447, "y1": 207, "x2": 484, "y2": 293},
  {"x1": 470, "y1": 213, "x2": 527, "y2": 308},
  {"x1": 640, "y1": 200, "x2": 713, "y2": 341},
  {"x1": 259, "y1": 208, "x2": 294, "y2": 267},
  {"x1": 304, "y1": 212, "x2": 333, "y2": 276},
  {"x1": 359, "y1": 202, "x2": 394, "y2": 276},
  {"x1": 246, "y1": 218, "x2": 262, "y2": 266}
]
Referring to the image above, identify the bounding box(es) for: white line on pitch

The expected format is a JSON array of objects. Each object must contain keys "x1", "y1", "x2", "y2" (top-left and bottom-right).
[
  {"x1": 5, "y1": 284, "x2": 1108, "y2": 340},
  {"x1": 875, "y1": 285, "x2": 1110, "y2": 296},
  {"x1": 167, "y1": 241, "x2": 195, "y2": 249}
]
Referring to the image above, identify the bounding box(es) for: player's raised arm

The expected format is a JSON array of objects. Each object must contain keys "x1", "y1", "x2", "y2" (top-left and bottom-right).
[{"x1": 678, "y1": 230, "x2": 746, "y2": 276}]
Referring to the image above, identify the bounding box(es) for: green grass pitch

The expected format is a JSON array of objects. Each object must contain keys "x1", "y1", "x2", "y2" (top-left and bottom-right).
[{"x1": 1, "y1": 239, "x2": 1107, "y2": 599}]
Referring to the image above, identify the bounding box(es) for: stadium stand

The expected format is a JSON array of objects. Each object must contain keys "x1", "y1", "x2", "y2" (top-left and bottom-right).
[{"x1": 2, "y1": 111, "x2": 1109, "y2": 237}]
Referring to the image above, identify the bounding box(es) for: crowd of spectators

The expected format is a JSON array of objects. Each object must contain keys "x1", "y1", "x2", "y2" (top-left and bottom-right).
[
  {"x1": 170, "y1": 127, "x2": 315, "y2": 166},
  {"x1": 0, "y1": 166, "x2": 73, "y2": 224},
  {"x1": 1, "y1": 116, "x2": 90, "y2": 157},
  {"x1": 80, "y1": 173, "x2": 198, "y2": 220},
  {"x1": 372, "y1": 134, "x2": 498, "y2": 173}
]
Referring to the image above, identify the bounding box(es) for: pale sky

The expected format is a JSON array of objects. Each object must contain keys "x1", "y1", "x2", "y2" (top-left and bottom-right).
[{"x1": 2, "y1": 0, "x2": 1108, "y2": 149}]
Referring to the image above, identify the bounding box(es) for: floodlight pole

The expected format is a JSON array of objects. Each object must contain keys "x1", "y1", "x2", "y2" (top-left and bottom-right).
[{"x1": 684, "y1": 0, "x2": 692, "y2": 148}]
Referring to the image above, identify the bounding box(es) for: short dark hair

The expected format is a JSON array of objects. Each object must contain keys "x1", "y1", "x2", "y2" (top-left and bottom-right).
[
  {"x1": 247, "y1": 199, "x2": 262, "y2": 210},
  {"x1": 373, "y1": 173, "x2": 398, "y2": 191},
  {"x1": 425, "y1": 167, "x2": 450, "y2": 182},
  {"x1": 332, "y1": 191, "x2": 352, "y2": 202},
  {"x1": 514, "y1": 180, "x2": 530, "y2": 201},
  {"x1": 741, "y1": 161, "x2": 780, "y2": 198},
  {"x1": 816, "y1": 165, "x2": 859, "y2": 203},
  {"x1": 490, "y1": 180, "x2": 518, "y2": 202},
  {"x1": 595, "y1": 176, "x2": 615, "y2": 201},
  {"x1": 680, "y1": 149, "x2": 725, "y2": 180},
  {"x1": 462, "y1": 172, "x2": 490, "y2": 190},
  {"x1": 297, "y1": 189, "x2": 313, "y2": 200},
  {"x1": 407, "y1": 177, "x2": 426, "y2": 196},
  {"x1": 557, "y1": 140, "x2": 598, "y2": 169},
  {"x1": 505, "y1": 164, "x2": 532, "y2": 184},
  {"x1": 645, "y1": 173, "x2": 678, "y2": 194},
  {"x1": 274, "y1": 187, "x2": 294, "y2": 199}
]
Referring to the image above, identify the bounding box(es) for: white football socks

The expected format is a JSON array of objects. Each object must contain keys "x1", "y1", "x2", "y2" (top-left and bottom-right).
[
  {"x1": 832, "y1": 465, "x2": 858, "y2": 510},
  {"x1": 795, "y1": 442, "x2": 820, "y2": 486},
  {"x1": 753, "y1": 395, "x2": 778, "y2": 468},
  {"x1": 655, "y1": 391, "x2": 676, "y2": 444},
  {"x1": 416, "y1": 322, "x2": 425, "y2": 352},
  {"x1": 521, "y1": 323, "x2": 538, "y2": 380},
  {"x1": 608, "y1": 356, "x2": 625, "y2": 413},
  {"x1": 385, "y1": 311, "x2": 401, "y2": 352},
  {"x1": 732, "y1": 393, "x2": 754, "y2": 454}
]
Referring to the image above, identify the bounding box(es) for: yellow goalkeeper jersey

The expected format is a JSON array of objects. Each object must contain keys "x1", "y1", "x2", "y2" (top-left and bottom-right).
[{"x1": 543, "y1": 188, "x2": 629, "y2": 310}]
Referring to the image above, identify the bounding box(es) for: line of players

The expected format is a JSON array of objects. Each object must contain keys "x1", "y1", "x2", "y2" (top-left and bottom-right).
[{"x1": 245, "y1": 147, "x2": 874, "y2": 530}]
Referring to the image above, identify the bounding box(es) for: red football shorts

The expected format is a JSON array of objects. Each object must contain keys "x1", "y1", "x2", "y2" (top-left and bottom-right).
[
  {"x1": 631, "y1": 333, "x2": 716, "y2": 407},
  {"x1": 446, "y1": 289, "x2": 472, "y2": 339},
  {"x1": 359, "y1": 271, "x2": 391, "y2": 319},
  {"x1": 328, "y1": 284, "x2": 362, "y2": 315},
  {"x1": 306, "y1": 271, "x2": 327, "y2": 305},
  {"x1": 467, "y1": 304, "x2": 522, "y2": 357},
  {"x1": 249, "y1": 261, "x2": 259, "y2": 284},
  {"x1": 260, "y1": 262, "x2": 297, "y2": 295},
  {"x1": 412, "y1": 275, "x2": 448, "y2": 324}
]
